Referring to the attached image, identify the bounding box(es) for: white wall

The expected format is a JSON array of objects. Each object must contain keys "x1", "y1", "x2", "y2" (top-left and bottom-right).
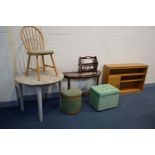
[
  {"x1": 0, "y1": 26, "x2": 155, "y2": 102},
  {"x1": 0, "y1": 27, "x2": 16, "y2": 102}
]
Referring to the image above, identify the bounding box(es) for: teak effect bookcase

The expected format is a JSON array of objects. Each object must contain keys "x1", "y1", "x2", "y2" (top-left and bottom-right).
[{"x1": 102, "y1": 63, "x2": 148, "y2": 94}]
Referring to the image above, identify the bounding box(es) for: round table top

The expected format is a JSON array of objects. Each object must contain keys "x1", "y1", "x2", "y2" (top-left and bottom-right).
[{"x1": 15, "y1": 70, "x2": 64, "y2": 86}]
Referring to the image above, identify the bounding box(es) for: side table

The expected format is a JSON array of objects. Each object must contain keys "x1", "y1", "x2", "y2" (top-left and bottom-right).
[{"x1": 63, "y1": 71, "x2": 101, "y2": 89}]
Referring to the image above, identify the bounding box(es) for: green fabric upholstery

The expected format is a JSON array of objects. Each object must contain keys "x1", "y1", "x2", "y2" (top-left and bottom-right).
[
  {"x1": 89, "y1": 84, "x2": 120, "y2": 111},
  {"x1": 29, "y1": 50, "x2": 54, "y2": 55},
  {"x1": 61, "y1": 88, "x2": 82, "y2": 97},
  {"x1": 61, "y1": 88, "x2": 82, "y2": 115}
]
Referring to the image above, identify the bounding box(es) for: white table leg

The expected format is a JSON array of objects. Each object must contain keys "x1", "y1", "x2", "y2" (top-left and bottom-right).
[
  {"x1": 44, "y1": 85, "x2": 51, "y2": 100},
  {"x1": 42, "y1": 87, "x2": 46, "y2": 101},
  {"x1": 58, "y1": 81, "x2": 61, "y2": 108},
  {"x1": 15, "y1": 82, "x2": 20, "y2": 104},
  {"x1": 15, "y1": 82, "x2": 24, "y2": 111},
  {"x1": 36, "y1": 86, "x2": 43, "y2": 122}
]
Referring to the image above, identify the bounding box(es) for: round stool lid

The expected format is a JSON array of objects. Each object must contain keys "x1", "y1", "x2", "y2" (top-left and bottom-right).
[{"x1": 62, "y1": 88, "x2": 82, "y2": 97}]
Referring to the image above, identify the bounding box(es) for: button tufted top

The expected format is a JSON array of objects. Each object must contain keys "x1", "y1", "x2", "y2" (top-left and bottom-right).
[{"x1": 90, "y1": 84, "x2": 120, "y2": 96}]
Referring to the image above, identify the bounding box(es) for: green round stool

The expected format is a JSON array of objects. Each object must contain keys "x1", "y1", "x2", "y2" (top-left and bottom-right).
[{"x1": 61, "y1": 88, "x2": 82, "y2": 115}]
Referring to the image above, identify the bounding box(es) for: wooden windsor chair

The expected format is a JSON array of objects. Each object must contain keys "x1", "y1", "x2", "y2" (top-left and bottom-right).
[{"x1": 20, "y1": 26, "x2": 58, "y2": 81}]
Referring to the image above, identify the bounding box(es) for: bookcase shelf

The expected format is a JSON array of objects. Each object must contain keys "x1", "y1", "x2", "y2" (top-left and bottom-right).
[
  {"x1": 120, "y1": 79, "x2": 144, "y2": 83},
  {"x1": 118, "y1": 73, "x2": 145, "y2": 77},
  {"x1": 102, "y1": 63, "x2": 148, "y2": 94},
  {"x1": 120, "y1": 88, "x2": 142, "y2": 94}
]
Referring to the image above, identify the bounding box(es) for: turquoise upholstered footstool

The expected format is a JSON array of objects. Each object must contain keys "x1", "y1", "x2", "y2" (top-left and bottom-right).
[
  {"x1": 61, "y1": 88, "x2": 82, "y2": 115},
  {"x1": 89, "y1": 84, "x2": 120, "y2": 111}
]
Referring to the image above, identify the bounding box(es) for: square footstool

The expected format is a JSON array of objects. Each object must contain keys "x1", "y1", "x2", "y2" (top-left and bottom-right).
[{"x1": 89, "y1": 84, "x2": 120, "y2": 111}]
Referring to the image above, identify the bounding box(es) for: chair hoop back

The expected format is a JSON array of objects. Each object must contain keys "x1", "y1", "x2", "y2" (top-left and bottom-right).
[{"x1": 20, "y1": 26, "x2": 45, "y2": 53}]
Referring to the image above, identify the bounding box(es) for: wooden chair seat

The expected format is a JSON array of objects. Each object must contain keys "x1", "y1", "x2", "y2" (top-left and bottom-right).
[
  {"x1": 28, "y1": 50, "x2": 54, "y2": 55},
  {"x1": 20, "y1": 26, "x2": 58, "y2": 81}
]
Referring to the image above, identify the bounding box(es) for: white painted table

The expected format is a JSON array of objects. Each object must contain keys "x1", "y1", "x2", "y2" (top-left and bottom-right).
[{"x1": 15, "y1": 70, "x2": 64, "y2": 122}]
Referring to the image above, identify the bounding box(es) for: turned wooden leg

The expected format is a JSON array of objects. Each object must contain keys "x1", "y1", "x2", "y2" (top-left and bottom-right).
[
  {"x1": 36, "y1": 55, "x2": 40, "y2": 81},
  {"x1": 67, "y1": 79, "x2": 70, "y2": 89},
  {"x1": 97, "y1": 76, "x2": 99, "y2": 85},
  {"x1": 50, "y1": 54, "x2": 58, "y2": 76},
  {"x1": 42, "y1": 55, "x2": 45, "y2": 72},
  {"x1": 25, "y1": 55, "x2": 31, "y2": 76}
]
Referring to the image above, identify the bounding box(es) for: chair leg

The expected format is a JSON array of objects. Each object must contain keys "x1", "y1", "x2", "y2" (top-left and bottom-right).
[
  {"x1": 42, "y1": 55, "x2": 45, "y2": 72},
  {"x1": 25, "y1": 55, "x2": 31, "y2": 76},
  {"x1": 36, "y1": 55, "x2": 40, "y2": 81},
  {"x1": 50, "y1": 54, "x2": 58, "y2": 76}
]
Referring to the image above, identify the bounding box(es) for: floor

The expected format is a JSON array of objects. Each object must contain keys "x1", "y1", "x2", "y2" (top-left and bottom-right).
[{"x1": 0, "y1": 86, "x2": 155, "y2": 129}]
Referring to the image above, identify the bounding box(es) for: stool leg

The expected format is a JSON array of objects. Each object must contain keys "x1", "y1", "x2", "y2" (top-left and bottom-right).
[
  {"x1": 25, "y1": 55, "x2": 31, "y2": 76},
  {"x1": 42, "y1": 55, "x2": 46, "y2": 72},
  {"x1": 50, "y1": 54, "x2": 58, "y2": 76},
  {"x1": 36, "y1": 55, "x2": 40, "y2": 81}
]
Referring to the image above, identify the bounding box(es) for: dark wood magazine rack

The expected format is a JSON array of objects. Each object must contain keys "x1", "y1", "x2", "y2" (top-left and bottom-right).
[{"x1": 78, "y1": 56, "x2": 98, "y2": 74}]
